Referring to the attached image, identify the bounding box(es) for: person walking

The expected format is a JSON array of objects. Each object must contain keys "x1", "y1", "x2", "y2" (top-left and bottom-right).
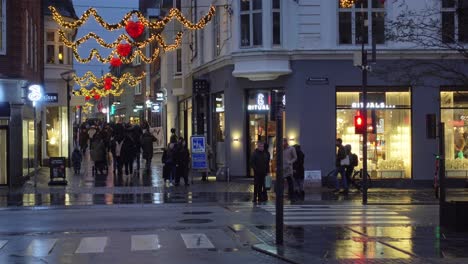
[
  {"x1": 78, "y1": 125, "x2": 89, "y2": 154},
  {"x1": 250, "y1": 142, "x2": 270, "y2": 203},
  {"x1": 293, "y1": 144, "x2": 305, "y2": 201},
  {"x1": 283, "y1": 138, "x2": 298, "y2": 201},
  {"x1": 344, "y1": 144, "x2": 360, "y2": 190},
  {"x1": 110, "y1": 133, "x2": 125, "y2": 176},
  {"x1": 333, "y1": 138, "x2": 349, "y2": 194},
  {"x1": 71, "y1": 147, "x2": 82, "y2": 175},
  {"x1": 132, "y1": 125, "x2": 143, "y2": 170},
  {"x1": 121, "y1": 130, "x2": 136, "y2": 176},
  {"x1": 90, "y1": 133, "x2": 106, "y2": 175},
  {"x1": 163, "y1": 138, "x2": 178, "y2": 185},
  {"x1": 141, "y1": 129, "x2": 156, "y2": 170},
  {"x1": 175, "y1": 137, "x2": 190, "y2": 186}
]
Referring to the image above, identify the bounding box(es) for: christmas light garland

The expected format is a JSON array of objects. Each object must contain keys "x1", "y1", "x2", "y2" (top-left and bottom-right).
[
  {"x1": 72, "y1": 46, "x2": 161, "y2": 64},
  {"x1": 49, "y1": 5, "x2": 216, "y2": 31},
  {"x1": 58, "y1": 30, "x2": 183, "y2": 51},
  {"x1": 73, "y1": 72, "x2": 147, "y2": 88}
]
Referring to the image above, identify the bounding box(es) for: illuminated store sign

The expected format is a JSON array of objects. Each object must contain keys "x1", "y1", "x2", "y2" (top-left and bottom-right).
[
  {"x1": 27, "y1": 84, "x2": 43, "y2": 102},
  {"x1": 351, "y1": 102, "x2": 396, "y2": 109},
  {"x1": 215, "y1": 94, "x2": 225, "y2": 113},
  {"x1": 248, "y1": 93, "x2": 270, "y2": 111}
]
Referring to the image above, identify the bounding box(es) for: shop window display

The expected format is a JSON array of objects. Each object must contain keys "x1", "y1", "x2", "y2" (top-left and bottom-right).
[
  {"x1": 46, "y1": 107, "x2": 69, "y2": 159},
  {"x1": 336, "y1": 91, "x2": 411, "y2": 179},
  {"x1": 441, "y1": 91, "x2": 468, "y2": 178}
]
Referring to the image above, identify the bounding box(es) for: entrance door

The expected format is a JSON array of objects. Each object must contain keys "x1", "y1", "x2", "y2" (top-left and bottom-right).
[
  {"x1": 248, "y1": 113, "x2": 278, "y2": 177},
  {"x1": 0, "y1": 127, "x2": 8, "y2": 185}
]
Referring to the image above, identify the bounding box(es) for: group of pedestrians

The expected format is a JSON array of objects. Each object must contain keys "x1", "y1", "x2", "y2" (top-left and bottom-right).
[
  {"x1": 332, "y1": 138, "x2": 359, "y2": 194},
  {"x1": 250, "y1": 138, "x2": 305, "y2": 204},
  {"x1": 162, "y1": 132, "x2": 190, "y2": 187},
  {"x1": 72, "y1": 120, "x2": 156, "y2": 177}
]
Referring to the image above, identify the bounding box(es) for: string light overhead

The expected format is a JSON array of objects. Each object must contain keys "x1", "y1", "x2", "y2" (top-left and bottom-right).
[
  {"x1": 49, "y1": 6, "x2": 216, "y2": 31},
  {"x1": 71, "y1": 46, "x2": 161, "y2": 64},
  {"x1": 73, "y1": 72, "x2": 147, "y2": 89}
]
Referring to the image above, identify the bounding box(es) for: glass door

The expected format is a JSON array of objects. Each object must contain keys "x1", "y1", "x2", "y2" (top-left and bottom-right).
[{"x1": 0, "y1": 127, "x2": 8, "y2": 185}]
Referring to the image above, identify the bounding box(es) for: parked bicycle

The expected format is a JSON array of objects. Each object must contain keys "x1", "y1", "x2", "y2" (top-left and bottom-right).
[{"x1": 325, "y1": 168, "x2": 371, "y2": 191}]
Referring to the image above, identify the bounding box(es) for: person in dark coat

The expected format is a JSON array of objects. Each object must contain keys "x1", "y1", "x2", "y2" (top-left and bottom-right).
[
  {"x1": 79, "y1": 126, "x2": 89, "y2": 154},
  {"x1": 141, "y1": 129, "x2": 156, "y2": 169},
  {"x1": 110, "y1": 133, "x2": 125, "y2": 175},
  {"x1": 163, "y1": 137, "x2": 178, "y2": 185},
  {"x1": 250, "y1": 142, "x2": 270, "y2": 203},
  {"x1": 71, "y1": 147, "x2": 82, "y2": 175},
  {"x1": 132, "y1": 125, "x2": 143, "y2": 170},
  {"x1": 175, "y1": 137, "x2": 190, "y2": 186},
  {"x1": 121, "y1": 131, "x2": 136, "y2": 175},
  {"x1": 293, "y1": 144, "x2": 305, "y2": 201},
  {"x1": 90, "y1": 133, "x2": 106, "y2": 175}
]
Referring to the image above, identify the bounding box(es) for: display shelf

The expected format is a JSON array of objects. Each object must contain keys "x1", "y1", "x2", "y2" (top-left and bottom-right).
[
  {"x1": 446, "y1": 170, "x2": 468, "y2": 179},
  {"x1": 377, "y1": 170, "x2": 405, "y2": 179}
]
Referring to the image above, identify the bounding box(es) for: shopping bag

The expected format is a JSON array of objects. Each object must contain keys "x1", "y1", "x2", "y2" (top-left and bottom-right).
[{"x1": 265, "y1": 175, "x2": 272, "y2": 190}]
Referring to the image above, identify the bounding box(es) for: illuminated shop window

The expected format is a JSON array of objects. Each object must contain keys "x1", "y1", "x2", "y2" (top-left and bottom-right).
[
  {"x1": 46, "y1": 107, "x2": 69, "y2": 158},
  {"x1": 441, "y1": 91, "x2": 468, "y2": 178},
  {"x1": 336, "y1": 90, "x2": 412, "y2": 179}
]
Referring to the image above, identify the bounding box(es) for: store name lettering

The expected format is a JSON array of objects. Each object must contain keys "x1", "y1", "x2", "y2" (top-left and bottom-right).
[
  {"x1": 248, "y1": 94, "x2": 270, "y2": 111},
  {"x1": 351, "y1": 102, "x2": 396, "y2": 109}
]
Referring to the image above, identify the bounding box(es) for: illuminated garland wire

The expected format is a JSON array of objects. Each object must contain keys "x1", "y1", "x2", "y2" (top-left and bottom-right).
[
  {"x1": 58, "y1": 30, "x2": 183, "y2": 51},
  {"x1": 73, "y1": 72, "x2": 147, "y2": 88},
  {"x1": 74, "y1": 87, "x2": 125, "y2": 97},
  {"x1": 49, "y1": 6, "x2": 216, "y2": 31},
  {"x1": 72, "y1": 46, "x2": 161, "y2": 64}
]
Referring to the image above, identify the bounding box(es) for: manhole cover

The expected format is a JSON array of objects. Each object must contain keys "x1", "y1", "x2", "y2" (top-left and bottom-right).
[
  {"x1": 183, "y1": 211, "x2": 213, "y2": 215},
  {"x1": 178, "y1": 219, "x2": 213, "y2": 224}
]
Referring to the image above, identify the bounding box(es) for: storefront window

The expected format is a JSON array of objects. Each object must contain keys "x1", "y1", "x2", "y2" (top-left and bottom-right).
[
  {"x1": 0, "y1": 126, "x2": 7, "y2": 184},
  {"x1": 22, "y1": 120, "x2": 35, "y2": 176},
  {"x1": 336, "y1": 90, "x2": 412, "y2": 179},
  {"x1": 441, "y1": 91, "x2": 468, "y2": 177},
  {"x1": 46, "y1": 107, "x2": 69, "y2": 158}
]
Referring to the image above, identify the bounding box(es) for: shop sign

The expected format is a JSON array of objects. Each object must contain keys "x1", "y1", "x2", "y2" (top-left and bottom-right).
[
  {"x1": 43, "y1": 93, "x2": 58, "y2": 103},
  {"x1": 49, "y1": 157, "x2": 67, "y2": 185},
  {"x1": 351, "y1": 102, "x2": 396, "y2": 109},
  {"x1": 215, "y1": 95, "x2": 224, "y2": 112},
  {"x1": 27, "y1": 84, "x2": 42, "y2": 103},
  {"x1": 191, "y1": 136, "x2": 207, "y2": 170},
  {"x1": 248, "y1": 93, "x2": 270, "y2": 111},
  {"x1": 151, "y1": 103, "x2": 161, "y2": 113},
  {"x1": 156, "y1": 92, "x2": 165, "y2": 101}
]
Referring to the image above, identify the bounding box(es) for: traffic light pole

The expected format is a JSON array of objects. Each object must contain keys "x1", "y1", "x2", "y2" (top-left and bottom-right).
[
  {"x1": 361, "y1": 6, "x2": 369, "y2": 205},
  {"x1": 275, "y1": 92, "x2": 284, "y2": 245}
]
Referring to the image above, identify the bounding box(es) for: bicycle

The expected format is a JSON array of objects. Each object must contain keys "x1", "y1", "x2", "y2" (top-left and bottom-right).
[{"x1": 350, "y1": 169, "x2": 372, "y2": 191}]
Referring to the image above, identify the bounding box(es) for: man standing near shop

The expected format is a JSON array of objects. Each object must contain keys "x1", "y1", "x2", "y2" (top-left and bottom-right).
[
  {"x1": 333, "y1": 138, "x2": 348, "y2": 194},
  {"x1": 283, "y1": 138, "x2": 298, "y2": 201},
  {"x1": 250, "y1": 142, "x2": 270, "y2": 203}
]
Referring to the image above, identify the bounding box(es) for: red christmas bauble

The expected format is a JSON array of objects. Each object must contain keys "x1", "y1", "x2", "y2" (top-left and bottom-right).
[
  {"x1": 125, "y1": 21, "x2": 145, "y2": 39},
  {"x1": 117, "y1": 43, "x2": 132, "y2": 57},
  {"x1": 110, "y1": 57, "x2": 122, "y2": 67}
]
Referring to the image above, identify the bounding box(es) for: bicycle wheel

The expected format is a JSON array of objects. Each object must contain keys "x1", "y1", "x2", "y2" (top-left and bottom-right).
[{"x1": 324, "y1": 170, "x2": 336, "y2": 189}]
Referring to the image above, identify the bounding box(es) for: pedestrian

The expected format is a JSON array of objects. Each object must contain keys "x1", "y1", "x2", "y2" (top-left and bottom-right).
[
  {"x1": 79, "y1": 125, "x2": 89, "y2": 154},
  {"x1": 250, "y1": 141, "x2": 270, "y2": 203},
  {"x1": 141, "y1": 129, "x2": 156, "y2": 169},
  {"x1": 121, "y1": 129, "x2": 136, "y2": 176},
  {"x1": 110, "y1": 133, "x2": 125, "y2": 175},
  {"x1": 90, "y1": 133, "x2": 106, "y2": 175},
  {"x1": 293, "y1": 144, "x2": 305, "y2": 201},
  {"x1": 71, "y1": 147, "x2": 82, "y2": 175},
  {"x1": 333, "y1": 138, "x2": 349, "y2": 194},
  {"x1": 132, "y1": 125, "x2": 143, "y2": 170},
  {"x1": 170, "y1": 128, "x2": 178, "y2": 143},
  {"x1": 283, "y1": 138, "x2": 298, "y2": 201},
  {"x1": 175, "y1": 137, "x2": 190, "y2": 186},
  {"x1": 163, "y1": 137, "x2": 178, "y2": 185},
  {"x1": 344, "y1": 144, "x2": 359, "y2": 190}
]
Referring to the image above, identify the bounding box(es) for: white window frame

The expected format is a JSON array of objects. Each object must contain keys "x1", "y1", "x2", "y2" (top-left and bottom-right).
[
  {"x1": 0, "y1": 0, "x2": 6, "y2": 55},
  {"x1": 45, "y1": 31, "x2": 69, "y2": 65},
  {"x1": 133, "y1": 54, "x2": 141, "y2": 65},
  {"x1": 441, "y1": 0, "x2": 468, "y2": 43},
  {"x1": 134, "y1": 83, "x2": 142, "y2": 95},
  {"x1": 338, "y1": 0, "x2": 386, "y2": 45},
  {"x1": 240, "y1": 0, "x2": 263, "y2": 48}
]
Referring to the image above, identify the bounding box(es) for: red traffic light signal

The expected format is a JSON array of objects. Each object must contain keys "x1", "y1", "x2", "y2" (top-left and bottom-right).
[{"x1": 355, "y1": 115, "x2": 366, "y2": 134}]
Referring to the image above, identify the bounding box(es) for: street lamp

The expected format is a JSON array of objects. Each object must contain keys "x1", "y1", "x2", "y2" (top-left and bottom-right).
[{"x1": 60, "y1": 69, "x2": 76, "y2": 167}]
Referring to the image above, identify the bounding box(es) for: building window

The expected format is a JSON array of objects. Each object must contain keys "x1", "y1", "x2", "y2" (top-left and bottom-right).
[
  {"x1": 134, "y1": 83, "x2": 142, "y2": 95},
  {"x1": 133, "y1": 54, "x2": 141, "y2": 65},
  {"x1": 213, "y1": 6, "x2": 221, "y2": 57},
  {"x1": 338, "y1": 0, "x2": 385, "y2": 45},
  {"x1": 440, "y1": 91, "x2": 468, "y2": 177},
  {"x1": 442, "y1": 0, "x2": 468, "y2": 43},
  {"x1": 45, "y1": 31, "x2": 69, "y2": 65},
  {"x1": 272, "y1": 0, "x2": 281, "y2": 45},
  {"x1": 336, "y1": 89, "x2": 412, "y2": 179},
  {"x1": 176, "y1": 48, "x2": 182, "y2": 73},
  {"x1": 46, "y1": 107, "x2": 69, "y2": 159},
  {"x1": 191, "y1": 0, "x2": 198, "y2": 59},
  {"x1": 240, "y1": 0, "x2": 262, "y2": 47},
  {"x1": 0, "y1": 0, "x2": 5, "y2": 55}
]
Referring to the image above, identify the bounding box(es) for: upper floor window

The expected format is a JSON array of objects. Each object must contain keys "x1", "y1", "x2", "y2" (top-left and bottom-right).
[
  {"x1": 213, "y1": 6, "x2": 221, "y2": 57},
  {"x1": 133, "y1": 54, "x2": 141, "y2": 66},
  {"x1": 442, "y1": 0, "x2": 468, "y2": 43},
  {"x1": 134, "y1": 82, "x2": 142, "y2": 95},
  {"x1": 46, "y1": 31, "x2": 70, "y2": 65},
  {"x1": 176, "y1": 48, "x2": 182, "y2": 73},
  {"x1": 338, "y1": 0, "x2": 385, "y2": 45},
  {"x1": 240, "y1": 0, "x2": 262, "y2": 47},
  {"x1": 0, "y1": 0, "x2": 6, "y2": 55},
  {"x1": 272, "y1": 0, "x2": 281, "y2": 45}
]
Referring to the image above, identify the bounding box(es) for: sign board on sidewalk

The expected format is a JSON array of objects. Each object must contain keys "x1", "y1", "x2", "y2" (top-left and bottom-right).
[
  {"x1": 49, "y1": 157, "x2": 68, "y2": 185},
  {"x1": 304, "y1": 170, "x2": 321, "y2": 187},
  {"x1": 191, "y1": 136, "x2": 207, "y2": 169}
]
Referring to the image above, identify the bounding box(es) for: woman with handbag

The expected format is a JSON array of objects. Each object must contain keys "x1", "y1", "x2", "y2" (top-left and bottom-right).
[{"x1": 333, "y1": 138, "x2": 349, "y2": 194}]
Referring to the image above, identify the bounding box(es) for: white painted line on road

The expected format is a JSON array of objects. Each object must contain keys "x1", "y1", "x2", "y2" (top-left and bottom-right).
[
  {"x1": 270, "y1": 211, "x2": 398, "y2": 215},
  {"x1": 131, "y1": 235, "x2": 160, "y2": 251},
  {"x1": 284, "y1": 215, "x2": 409, "y2": 220},
  {"x1": 25, "y1": 239, "x2": 57, "y2": 257},
  {"x1": 181, "y1": 233, "x2": 215, "y2": 249},
  {"x1": 263, "y1": 208, "x2": 391, "y2": 212},
  {"x1": 75, "y1": 237, "x2": 108, "y2": 254},
  {"x1": 0, "y1": 240, "x2": 7, "y2": 250},
  {"x1": 284, "y1": 220, "x2": 413, "y2": 225}
]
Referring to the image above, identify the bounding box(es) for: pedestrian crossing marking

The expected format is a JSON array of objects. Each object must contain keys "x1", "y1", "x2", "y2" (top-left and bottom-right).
[
  {"x1": 259, "y1": 204, "x2": 412, "y2": 226},
  {"x1": 75, "y1": 237, "x2": 108, "y2": 254},
  {"x1": 131, "y1": 235, "x2": 160, "y2": 251},
  {"x1": 0, "y1": 240, "x2": 7, "y2": 250},
  {"x1": 181, "y1": 233, "x2": 215, "y2": 249},
  {"x1": 25, "y1": 239, "x2": 57, "y2": 257}
]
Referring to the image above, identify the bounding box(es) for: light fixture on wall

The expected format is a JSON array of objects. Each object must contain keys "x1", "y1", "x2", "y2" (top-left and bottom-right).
[{"x1": 233, "y1": 138, "x2": 239, "y2": 142}]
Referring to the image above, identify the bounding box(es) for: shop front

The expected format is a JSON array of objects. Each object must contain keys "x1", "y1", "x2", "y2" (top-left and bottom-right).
[
  {"x1": 440, "y1": 90, "x2": 468, "y2": 178},
  {"x1": 336, "y1": 88, "x2": 412, "y2": 179},
  {"x1": 246, "y1": 90, "x2": 285, "y2": 177},
  {"x1": 44, "y1": 106, "x2": 68, "y2": 161},
  {"x1": 212, "y1": 92, "x2": 226, "y2": 170},
  {"x1": 0, "y1": 118, "x2": 8, "y2": 186}
]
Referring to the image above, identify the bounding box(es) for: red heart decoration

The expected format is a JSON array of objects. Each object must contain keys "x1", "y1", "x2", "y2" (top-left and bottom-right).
[
  {"x1": 104, "y1": 77, "x2": 113, "y2": 85},
  {"x1": 117, "y1": 43, "x2": 132, "y2": 57},
  {"x1": 85, "y1": 96, "x2": 90, "y2": 101},
  {"x1": 110, "y1": 57, "x2": 122, "y2": 67},
  {"x1": 125, "y1": 21, "x2": 145, "y2": 39},
  {"x1": 104, "y1": 84, "x2": 112, "y2": 90},
  {"x1": 94, "y1": 94, "x2": 101, "y2": 100}
]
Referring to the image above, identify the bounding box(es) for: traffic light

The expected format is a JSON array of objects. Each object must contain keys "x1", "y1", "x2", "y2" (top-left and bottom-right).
[{"x1": 355, "y1": 115, "x2": 366, "y2": 134}]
